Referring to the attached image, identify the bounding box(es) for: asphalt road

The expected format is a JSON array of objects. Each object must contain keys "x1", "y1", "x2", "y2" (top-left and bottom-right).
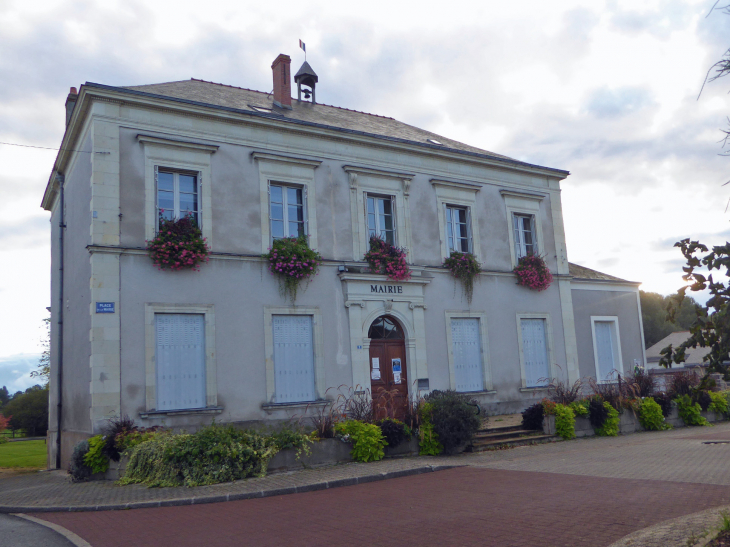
[{"x1": 0, "y1": 513, "x2": 75, "y2": 547}]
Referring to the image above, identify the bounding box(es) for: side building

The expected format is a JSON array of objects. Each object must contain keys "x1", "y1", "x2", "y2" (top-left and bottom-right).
[{"x1": 41, "y1": 54, "x2": 646, "y2": 468}]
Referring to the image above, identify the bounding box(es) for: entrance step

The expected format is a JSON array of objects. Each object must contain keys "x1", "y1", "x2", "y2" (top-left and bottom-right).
[{"x1": 470, "y1": 427, "x2": 559, "y2": 451}]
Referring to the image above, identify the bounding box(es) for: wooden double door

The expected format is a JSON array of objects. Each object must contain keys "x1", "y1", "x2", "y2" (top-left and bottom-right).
[{"x1": 368, "y1": 316, "x2": 408, "y2": 420}]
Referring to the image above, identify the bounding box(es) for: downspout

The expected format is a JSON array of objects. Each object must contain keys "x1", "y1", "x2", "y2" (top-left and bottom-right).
[{"x1": 56, "y1": 173, "x2": 65, "y2": 469}]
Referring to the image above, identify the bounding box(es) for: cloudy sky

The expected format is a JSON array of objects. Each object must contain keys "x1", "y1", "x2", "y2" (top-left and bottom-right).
[{"x1": 0, "y1": 0, "x2": 728, "y2": 387}]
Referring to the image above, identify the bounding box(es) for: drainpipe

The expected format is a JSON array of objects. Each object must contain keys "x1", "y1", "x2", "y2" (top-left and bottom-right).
[{"x1": 56, "y1": 173, "x2": 65, "y2": 469}]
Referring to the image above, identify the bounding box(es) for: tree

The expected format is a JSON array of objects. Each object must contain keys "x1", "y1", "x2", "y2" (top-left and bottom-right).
[
  {"x1": 30, "y1": 315, "x2": 50, "y2": 386},
  {"x1": 3, "y1": 385, "x2": 49, "y2": 437},
  {"x1": 640, "y1": 290, "x2": 701, "y2": 348},
  {"x1": 0, "y1": 386, "x2": 9, "y2": 409},
  {"x1": 659, "y1": 239, "x2": 730, "y2": 374}
]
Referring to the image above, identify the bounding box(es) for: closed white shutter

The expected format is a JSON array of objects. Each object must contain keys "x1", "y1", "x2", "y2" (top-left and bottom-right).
[
  {"x1": 521, "y1": 318, "x2": 549, "y2": 387},
  {"x1": 156, "y1": 314, "x2": 206, "y2": 411},
  {"x1": 451, "y1": 318, "x2": 483, "y2": 392},
  {"x1": 273, "y1": 315, "x2": 315, "y2": 403},
  {"x1": 594, "y1": 321, "x2": 616, "y2": 380}
]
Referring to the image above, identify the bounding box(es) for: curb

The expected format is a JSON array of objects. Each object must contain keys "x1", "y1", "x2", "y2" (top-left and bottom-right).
[
  {"x1": 0, "y1": 464, "x2": 459, "y2": 514},
  {"x1": 12, "y1": 513, "x2": 93, "y2": 547}
]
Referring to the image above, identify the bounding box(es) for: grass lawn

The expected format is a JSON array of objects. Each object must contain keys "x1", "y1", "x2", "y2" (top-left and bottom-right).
[{"x1": 0, "y1": 440, "x2": 47, "y2": 468}]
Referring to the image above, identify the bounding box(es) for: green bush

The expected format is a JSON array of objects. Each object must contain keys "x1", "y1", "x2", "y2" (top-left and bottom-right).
[
  {"x1": 709, "y1": 391, "x2": 729, "y2": 416},
  {"x1": 418, "y1": 402, "x2": 443, "y2": 456},
  {"x1": 376, "y1": 418, "x2": 411, "y2": 448},
  {"x1": 554, "y1": 404, "x2": 576, "y2": 440},
  {"x1": 120, "y1": 424, "x2": 281, "y2": 487},
  {"x1": 69, "y1": 440, "x2": 92, "y2": 482},
  {"x1": 568, "y1": 400, "x2": 589, "y2": 418},
  {"x1": 675, "y1": 394, "x2": 709, "y2": 426},
  {"x1": 83, "y1": 435, "x2": 109, "y2": 474},
  {"x1": 425, "y1": 390, "x2": 481, "y2": 454},
  {"x1": 595, "y1": 402, "x2": 619, "y2": 436},
  {"x1": 336, "y1": 420, "x2": 386, "y2": 462},
  {"x1": 521, "y1": 402, "x2": 545, "y2": 430},
  {"x1": 638, "y1": 397, "x2": 671, "y2": 431}
]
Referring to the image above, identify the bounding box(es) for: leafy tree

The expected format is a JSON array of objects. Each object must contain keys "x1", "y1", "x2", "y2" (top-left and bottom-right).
[
  {"x1": 640, "y1": 290, "x2": 701, "y2": 348},
  {"x1": 30, "y1": 315, "x2": 50, "y2": 386},
  {"x1": 3, "y1": 385, "x2": 49, "y2": 436},
  {"x1": 659, "y1": 240, "x2": 730, "y2": 374},
  {"x1": 0, "y1": 386, "x2": 9, "y2": 409}
]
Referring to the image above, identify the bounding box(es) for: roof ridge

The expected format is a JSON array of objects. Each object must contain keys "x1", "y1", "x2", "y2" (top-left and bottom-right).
[{"x1": 189, "y1": 78, "x2": 395, "y2": 120}]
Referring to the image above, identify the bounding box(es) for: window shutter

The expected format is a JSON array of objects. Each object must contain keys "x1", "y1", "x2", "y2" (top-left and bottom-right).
[
  {"x1": 273, "y1": 315, "x2": 315, "y2": 403},
  {"x1": 521, "y1": 318, "x2": 549, "y2": 387},
  {"x1": 198, "y1": 171, "x2": 203, "y2": 228},
  {"x1": 451, "y1": 318, "x2": 483, "y2": 392},
  {"x1": 594, "y1": 322, "x2": 616, "y2": 380},
  {"x1": 156, "y1": 314, "x2": 206, "y2": 411},
  {"x1": 443, "y1": 204, "x2": 450, "y2": 252},
  {"x1": 391, "y1": 195, "x2": 397, "y2": 244},
  {"x1": 303, "y1": 185, "x2": 309, "y2": 236},
  {"x1": 466, "y1": 207, "x2": 473, "y2": 254}
]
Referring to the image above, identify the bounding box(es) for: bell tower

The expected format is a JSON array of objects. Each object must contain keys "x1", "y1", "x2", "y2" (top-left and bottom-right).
[{"x1": 294, "y1": 61, "x2": 319, "y2": 104}]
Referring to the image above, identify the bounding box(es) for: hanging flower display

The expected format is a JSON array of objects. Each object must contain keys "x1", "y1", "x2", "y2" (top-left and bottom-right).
[
  {"x1": 513, "y1": 254, "x2": 553, "y2": 291},
  {"x1": 263, "y1": 236, "x2": 322, "y2": 303},
  {"x1": 364, "y1": 236, "x2": 411, "y2": 281},
  {"x1": 443, "y1": 251, "x2": 481, "y2": 304},
  {"x1": 146, "y1": 214, "x2": 210, "y2": 271}
]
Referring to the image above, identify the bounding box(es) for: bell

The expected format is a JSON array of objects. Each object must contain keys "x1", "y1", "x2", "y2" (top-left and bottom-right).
[{"x1": 303, "y1": 90, "x2": 311, "y2": 99}]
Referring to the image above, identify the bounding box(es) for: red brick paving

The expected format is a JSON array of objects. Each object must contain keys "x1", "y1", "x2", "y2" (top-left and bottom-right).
[{"x1": 37, "y1": 467, "x2": 730, "y2": 547}]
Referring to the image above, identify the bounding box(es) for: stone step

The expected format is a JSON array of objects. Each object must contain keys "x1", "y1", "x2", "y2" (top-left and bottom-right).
[
  {"x1": 473, "y1": 428, "x2": 542, "y2": 442},
  {"x1": 477, "y1": 424, "x2": 526, "y2": 435},
  {"x1": 470, "y1": 434, "x2": 560, "y2": 451}
]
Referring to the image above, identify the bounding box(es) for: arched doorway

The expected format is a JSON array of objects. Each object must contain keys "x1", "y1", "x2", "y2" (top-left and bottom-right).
[{"x1": 368, "y1": 315, "x2": 408, "y2": 420}]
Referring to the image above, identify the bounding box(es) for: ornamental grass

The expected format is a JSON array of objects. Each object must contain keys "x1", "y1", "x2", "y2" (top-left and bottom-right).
[
  {"x1": 513, "y1": 254, "x2": 553, "y2": 291},
  {"x1": 146, "y1": 214, "x2": 209, "y2": 271},
  {"x1": 364, "y1": 235, "x2": 411, "y2": 281}
]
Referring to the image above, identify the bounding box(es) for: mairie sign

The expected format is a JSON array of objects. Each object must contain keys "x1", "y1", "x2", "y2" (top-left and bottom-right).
[{"x1": 370, "y1": 285, "x2": 403, "y2": 294}]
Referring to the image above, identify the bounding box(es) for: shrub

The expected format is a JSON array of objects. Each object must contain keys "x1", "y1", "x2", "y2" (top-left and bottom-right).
[
  {"x1": 652, "y1": 392, "x2": 673, "y2": 418},
  {"x1": 336, "y1": 420, "x2": 386, "y2": 462},
  {"x1": 309, "y1": 402, "x2": 340, "y2": 439},
  {"x1": 100, "y1": 414, "x2": 137, "y2": 462},
  {"x1": 521, "y1": 403, "x2": 545, "y2": 430},
  {"x1": 376, "y1": 418, "x2": 411, "y2": 448},
  {"x1": 425, "y1": 390, "x2": 481, "y2": 454},
  {"x1": 554, "y1": 404, "x2": 576, "y2": 440},
  {"x1": 595, "y1": 402, "x2": 619, "y2": 436},
  {"x1": 146, "y1": 214, "x2": 209, "y2": 271},
  {"x1": 115, "y1": 428, "x2": 160, "y2": 453},
  {"x1": 513, "y1": 254, "x2": 553, "y2": 291},
  {"x1": 120, "y1": 425, "x2": 283, "y2": 487},
  {"x1": 624, "y1": 370, "x2": 654, "y2": 398},
  {"x1": 417, "y1": 403, "x2": 443, "y2": 456},
  {"x1": 588, "y1": 398, "x2": 609, "y2": 429},
  {"x1": 69, "y1": 440, "x2": 92, "y2": 482},
  {"x1": 638, "y1": 398, "x2": 671, "y2": 431},
  {"x1": 443, "y1": 251, "x2": 481, "y2": 304},
  {"x1": 364, "y1": 235, "x2": 411, "y2": 281},
  {"x1": 262, "y1": 236, "x2": 322, "y2": 303},
  {"x1": 709, "y1": 391, "x2": 730, "y2": 415},
  {"x1": 0, "y1": 413, "x2": 9, "y2": 444},
  {"x1": 668, "y1": 371, "x2": 700, "y2": 399},
  {"x1": 695, "y1": 390, "x2": 712, "y2": 412},
  {"x1": 545, "y1": 375, "x2": 583, "y2": 405},
  {"x1": 83, "y1": 435, "x2": 109, "y2": 474},
  {"x1": 587, "y1": 379, "x2": 621, "y2": 411},
  {"x1": 267, "y1": 424, "x2": 314, "y2": 456},
  {"x1": 343, "y1": 388, "x2": 374, "y2": 423},
  {"x1": 675, "y1": 394, "x2": 709, "y2": 426},
  {"x1": 569, "y1": 400, "x2": 589, "y2": 418}
]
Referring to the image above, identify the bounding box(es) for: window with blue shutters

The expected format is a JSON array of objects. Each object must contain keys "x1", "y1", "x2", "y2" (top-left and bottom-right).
[
  {"x1": 451, "y1": 318, "x2": 484, "y2": 392},
  {"x1": 272, "y1": 315, "x2": 315, "y2": 403}
]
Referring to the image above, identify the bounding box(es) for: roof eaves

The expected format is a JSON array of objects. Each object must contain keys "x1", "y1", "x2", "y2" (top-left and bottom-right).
[{"x1": 83, "y1": 82, "x2": 570, "y2": 177}]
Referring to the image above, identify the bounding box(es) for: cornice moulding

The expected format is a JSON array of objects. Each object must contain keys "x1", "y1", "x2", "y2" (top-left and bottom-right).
[
  {"x1": 251, "y1": 151, "x2": 322, "y2": 167},
  {"x1": 136, "y1": 134, "x2": 220, "y2": 153},
  {"x1": 499, "y1": 189, "x2": 547, "y2": 201},
  {"x1": 430, "y1": 178, "x2": 482, "y2": 191},
  {"x1": 342, "y1": 165, "x2": 415, "y2": 180}
]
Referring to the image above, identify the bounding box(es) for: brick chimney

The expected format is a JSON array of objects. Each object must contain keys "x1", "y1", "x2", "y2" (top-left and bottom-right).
[
  {"x1": 271, "y1": 54, "x2": 292, "y2": 109},
  {"x1": 65, "y1": 87, "x2": 78, "y2": 127}
]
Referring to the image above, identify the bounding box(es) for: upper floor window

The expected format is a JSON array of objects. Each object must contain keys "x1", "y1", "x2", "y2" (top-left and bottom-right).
[
  {"x1": 156, "y1": 169, "x2": 199, "y2": 227},
  {"x1": 270, "y1": 184, "x2": 305, "y2": 240},
  {"x1": 367, "y1": 194, "x2": 395, "y2": 245},
  {"x1": 446, "y1": 205, "x2": 471, "y2": 253},
  {"x1": 513, "y1": 213, "x2": 536, "y2": 259}
]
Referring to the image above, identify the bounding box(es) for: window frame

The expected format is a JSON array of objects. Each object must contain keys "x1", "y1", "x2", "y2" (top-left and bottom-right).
[
  {"x1": 445, "y1": 204, "x2": 472, "y2": 254},
  {"x1": 590, "y1": 316, "x2": 623, "y2": 382},
  {"x1": 516, "y1": 313, "x2": 554, "y2": 389},
  {"x1": 512, "y1": 212, "x2": 536, "y2": 260},
  {"x1": 268, "y1": 182, "x2": 307, "y2": 241},
  {"x1": 263, "y1": 306, "x2": 325, "y2": 405},
  {"x1": 156, "y1": 167, "x2": 201, "y2": 229},
  {"x1": 365, "y1": 193, "x2": 397, "y2": 245},
  {"x1": 431, "y1": 180, "x2": 481, "y2": 261},
  {"x1": 501, "y1": 191, "x2": 545, "y2": 268},
  {"x1": 444, "y1": 311, "x2": 493, "y2": 393},
  {"x1": 144, "y1": 303, "x2": 217, "y2": 412}
]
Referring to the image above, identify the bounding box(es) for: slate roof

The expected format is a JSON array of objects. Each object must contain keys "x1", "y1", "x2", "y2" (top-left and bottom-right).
[
  {"x1": 568, "y1": 262, "x2": 632, "y2": 283},
  {"x1": 106, "y1": 78, "x2": 568, "y2": 174},
  {"x1": 645, "y1": 331, "x2": 710, "y2": 366}
]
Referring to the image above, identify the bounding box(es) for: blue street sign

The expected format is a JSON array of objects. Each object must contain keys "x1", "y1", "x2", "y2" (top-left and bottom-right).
[{"x1": 96, "y1": 302, "x2": 115, "y2": 313}]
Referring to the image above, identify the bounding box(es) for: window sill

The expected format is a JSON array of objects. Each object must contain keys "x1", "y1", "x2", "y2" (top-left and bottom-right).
[
  {"x1": 519, "y1": 387, "x2": 550, "y2": 393},
  {"x1": 139, "y1": 406, "x2": 223, "y2": 418},
  {"x1": 459, "y1": 390, "x2": 497, "y2": 396},
  {"x1": 261, "y1": 400, "x2": 329, "y2": 413}
]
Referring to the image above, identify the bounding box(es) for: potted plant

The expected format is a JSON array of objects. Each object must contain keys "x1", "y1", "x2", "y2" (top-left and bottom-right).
[
  {"x1": 263, "y1": 236, "x2": 322, "y2": 302},
  {"x1": 364, "y1": 235, "x2": 411, "y2": 281},
  {"x1": 513, "y1": 254, "x2": 553, "y2": 291},
  {"x1": 146, "y1": 213, "x2": 210, "y2": 271},
  {"x1": 443, "y1": 251, "x2": 481, "y2": 304}
]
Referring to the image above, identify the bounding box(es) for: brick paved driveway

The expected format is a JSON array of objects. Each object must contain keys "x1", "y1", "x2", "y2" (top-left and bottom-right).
[{"x1": 35, "y1": 424, "x2": 730, "y2": 547}]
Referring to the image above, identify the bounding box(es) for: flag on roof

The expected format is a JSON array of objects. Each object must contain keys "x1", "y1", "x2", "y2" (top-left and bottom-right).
[{"x1": 299, "y1": 39, "x2": 306, "y2": 52}]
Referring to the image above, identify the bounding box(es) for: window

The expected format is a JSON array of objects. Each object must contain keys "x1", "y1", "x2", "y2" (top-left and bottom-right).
[
  {"x1": 270, "y1": 184, "x2": 305, "y2": 240},
  {"x1": 513, "y1": 213, "x2": 536, "y2": 259},
  {"x1": 451, "y1": 318, "x2": 484, "y2": 392},
  {"x1": 591, "y1": 317, "x2": 623, "y2": 381},
  {"x1": 367, "y1": 195, "x2": 396, "y2": 245},
  {"x1": 520, "y1": 317, "x2": 550, "y2": 387},
  {"x1": 156, "y1": 169, "x2": 200, "y2": 227},
  {"x1": 155, "y1": 314, "x2": 206, "y2": 411},
  {"x1": 272, "y1": 315, "x2": 315, "y2": 403},
  {"x1": 445, "y1": 206, "x2": 471, "y2": 253}
]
